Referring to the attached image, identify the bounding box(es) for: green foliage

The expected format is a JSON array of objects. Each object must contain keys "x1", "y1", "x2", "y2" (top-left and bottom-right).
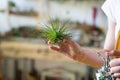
[
  {"x1": 8, "y1": 1, "x2": 15, "y2": 8},
  {"x1": 40, "y1": 20, "x2": 71, "y2": 44},
  {"x1": 5, "y1": 26, "x2": 42, "y2": 38},
  {"x1": 99, "y1": 76, "x2": 105, "y2": 80}
]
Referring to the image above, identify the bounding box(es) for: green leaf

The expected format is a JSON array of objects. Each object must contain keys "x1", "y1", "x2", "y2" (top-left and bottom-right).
[{"x1": 40, "y1": 19, "x2": 71, "y2": 44}]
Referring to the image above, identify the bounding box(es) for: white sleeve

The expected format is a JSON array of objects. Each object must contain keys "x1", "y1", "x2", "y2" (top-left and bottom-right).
[{"x1": 101, "y1": 0, "x2": 116, "y2": 22}]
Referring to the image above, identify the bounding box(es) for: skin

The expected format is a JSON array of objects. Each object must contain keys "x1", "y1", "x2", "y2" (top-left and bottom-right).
[
  {"x1": 108, "y1": 50, "x2": 120, "y2": 80},
  {"x1": 48, "y1": 19, "x2": 120, "y2": 79}
]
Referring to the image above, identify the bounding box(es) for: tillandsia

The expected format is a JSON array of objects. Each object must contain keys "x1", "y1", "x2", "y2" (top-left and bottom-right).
[{"x1": 40, "y1": 19, "x2": 71, "y2": 44}]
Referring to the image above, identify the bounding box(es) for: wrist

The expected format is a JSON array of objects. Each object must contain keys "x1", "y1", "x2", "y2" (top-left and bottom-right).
[{"x1": 72, "y1": 48, "x2": 86, "y2": 62}]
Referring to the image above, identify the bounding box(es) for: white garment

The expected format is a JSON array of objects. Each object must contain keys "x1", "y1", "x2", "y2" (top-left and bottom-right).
[{"x1": 102, "y1": 0, "x2": 120, "y2": 39}]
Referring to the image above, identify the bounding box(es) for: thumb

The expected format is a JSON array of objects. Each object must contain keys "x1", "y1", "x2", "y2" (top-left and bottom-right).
[{"x1": 108, "y1": 50, "x2": 120, "y2": 57}]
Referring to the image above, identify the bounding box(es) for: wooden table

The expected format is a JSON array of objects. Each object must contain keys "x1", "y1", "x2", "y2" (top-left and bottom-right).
[{"x1": 1, "y1": 41, "x2": 74, "y2": 62}]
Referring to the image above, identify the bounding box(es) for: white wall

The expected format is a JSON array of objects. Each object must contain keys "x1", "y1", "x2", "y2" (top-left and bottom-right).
[
  {"x1": 0, "y1": 0, "x2": 40, "y2": 34},
  {"x1": 0, "y1": 0, "x2": 107, "y2": 34},
  {"x1": 47, "y1": 1, "x2": 106, "y2": 27}
]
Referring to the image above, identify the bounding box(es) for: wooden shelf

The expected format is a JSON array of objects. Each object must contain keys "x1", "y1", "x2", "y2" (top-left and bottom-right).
[{"x1": 9, "y1": 10, "x2": 39, "y2": 17}]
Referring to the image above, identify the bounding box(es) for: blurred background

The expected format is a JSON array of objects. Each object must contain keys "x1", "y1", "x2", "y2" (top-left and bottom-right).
[{"x1": 0, "y1": 0, "x2": 107, "y2": 80}]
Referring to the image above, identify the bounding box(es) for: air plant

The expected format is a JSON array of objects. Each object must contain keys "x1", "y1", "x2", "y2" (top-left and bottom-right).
[{"x1": 40, "y1": 19, "x2": 71, "y2": 44}]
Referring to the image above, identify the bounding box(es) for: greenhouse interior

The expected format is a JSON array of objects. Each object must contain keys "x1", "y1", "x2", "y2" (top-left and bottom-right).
[{"x1": 0, "y1": 0, "x2": 108, "y2": 80}]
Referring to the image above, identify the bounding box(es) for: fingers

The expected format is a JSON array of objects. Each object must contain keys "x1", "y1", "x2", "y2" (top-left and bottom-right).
[
  {"x1": 48, "y1": 39, "x2": 77, "y2": 49},
  {"x1": 110, "y1": 58, "x2": 120, "y2": 67},
  {"x1": 62, "y1": 39, "x2": 81, "y2": 52},
  {"x1": 47, "y1": 39, "x2": 78, "y2": 58},
  {"x1": 49, "y1": 45, "x2": 72, "y2": 58},
  {"x1": 116, "y1": 78, "x2": 120, "y2": 80},
  {"x1": 48, "y1": 40, "x2": 63, "y2": 52},
  {"x1": 109, "y1": 58, "x2": 120, "y2": 78},
  {"x1": 110, "y1": 66, "x2": 120, "y2": 74},
  {"x1": 113, "y1": 73, "x2": 120, "y2": 78},
  {"x1": 49, "y1": 41, "x2": 70, "y2": 53},
  {"x1": 107, "y1": 50, "x2": 120, "y2": 79},
  {"x1": 48, "y1": 40, "x2": 52, "y2": 44},
  {"x1": 61, "y1": 39, "x2": 74, "y2": 46},
  {"x1": 108, "y1": 50, "x2": 120, "y2": 57},
  {"x1": 50, "y1": 46, "x2": 61, "y2": 52}
]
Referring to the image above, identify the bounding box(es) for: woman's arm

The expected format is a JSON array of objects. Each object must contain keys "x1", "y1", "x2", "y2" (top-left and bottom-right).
[
  {"x1": 81, "y1": 19, "x2": 116, "y2": 68},
  {"x1": 104, "y1": 19, "x2": 116, "y2": 51},
  {"x1": 49, "y1": 39, "x2": 104, "y2": 68},
  {"x1": 49, "y1": 19, "x2": 116, "y2": 68}
]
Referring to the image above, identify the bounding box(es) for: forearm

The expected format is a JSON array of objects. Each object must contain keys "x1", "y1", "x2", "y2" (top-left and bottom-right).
[
  {"x1": 75, "y1": 20, "x2": 116, "y2": 68},
  {"x1": 73, "y1": 47, "x2": 104, "y2": 68}
]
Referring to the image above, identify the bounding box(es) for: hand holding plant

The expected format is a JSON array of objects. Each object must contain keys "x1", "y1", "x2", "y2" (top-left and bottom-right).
[{"x1": 40, "y1": 19, "x2": 83, "y2": 60}]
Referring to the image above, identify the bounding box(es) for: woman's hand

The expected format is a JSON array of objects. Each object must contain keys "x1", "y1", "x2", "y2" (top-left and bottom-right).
[
  {"x1": 108, "y1": 50, "x2": 120, "y2": 80},
  {"x1": 48, "y1": 39, "x2": 111, "y2": 68},
  {"x1": 48, "y1": 39, "x2": 82, "y2": 59}
]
